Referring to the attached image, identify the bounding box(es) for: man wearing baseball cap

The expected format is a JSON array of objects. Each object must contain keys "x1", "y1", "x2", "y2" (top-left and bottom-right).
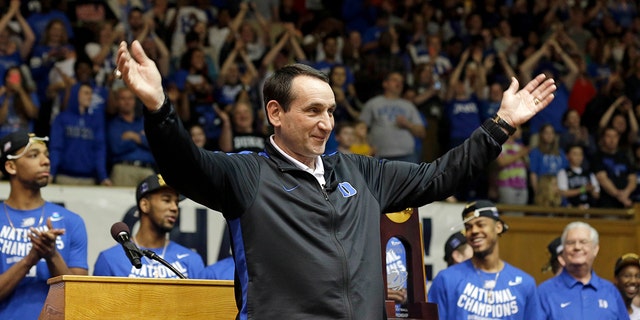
[
  {"x1": 542, "y1": 237, "x2": 564, "y2": 276},
  {"x1": 614, "y1": 253, "x2": 640, "y2": 318},
  {"x1": 443, "y1": 231, "x2": 472, "y2": 267},
  {"x1": 0, "y1": 130, "x2": 89, "y2": 319},
  {"x1": 93, "y1": 174, "x2": 204, "y2": 278},
  {"x1": 428, "y1": 200, "x2": 542, "y2": 319}
]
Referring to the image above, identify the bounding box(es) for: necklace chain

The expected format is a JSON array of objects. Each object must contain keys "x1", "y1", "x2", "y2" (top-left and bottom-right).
[
  {"x1": 3, "y1": 202, "x2": 45, "y2": 230},
  {"x1": 134, "y1": 236, "x2": 169, "y2": 278},
  {"x1": 476, "y1": 267, "x2": 501, "y2": 300}
]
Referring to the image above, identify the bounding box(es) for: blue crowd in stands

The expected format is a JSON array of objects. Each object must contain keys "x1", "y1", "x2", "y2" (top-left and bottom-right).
[{"x1": 0, "y1": 0, "x2": 639, "y2": 208}]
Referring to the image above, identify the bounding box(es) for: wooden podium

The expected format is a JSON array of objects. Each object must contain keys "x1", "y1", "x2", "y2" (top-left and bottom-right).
[
  {"x1": 39, "y1": 276, "x2": 237, "y2": 319},
  {"x1": 382, "y1": 208, "x2": 438, "y2": 320}
]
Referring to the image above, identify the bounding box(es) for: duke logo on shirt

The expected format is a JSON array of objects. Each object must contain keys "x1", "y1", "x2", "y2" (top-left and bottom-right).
[{"x1": 598, "y1": 299, "x2": 608, "y2": 309}]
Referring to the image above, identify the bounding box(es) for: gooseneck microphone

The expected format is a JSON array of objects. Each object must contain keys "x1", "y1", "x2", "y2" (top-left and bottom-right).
[
  {"x1": 141, "y1": 249, "x2": 187, "y2": 279},
  {"x1": 110, "y1": 222, "x2": 143, "y2": 269}
]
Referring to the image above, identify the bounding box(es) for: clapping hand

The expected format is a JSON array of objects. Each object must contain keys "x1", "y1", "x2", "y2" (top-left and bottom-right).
[{"x1": 29, "y1": 218, "x2": 65, "y2": 260}]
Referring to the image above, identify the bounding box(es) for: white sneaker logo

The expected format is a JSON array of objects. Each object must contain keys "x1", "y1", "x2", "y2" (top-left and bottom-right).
[
  {"x1": 560, "y1": 302, "x2": 571, "y2": 308},
  {"x1": 508, "y1": 276, "x2": 522, "y2": 286},
  {"x1": 177, "y1": 253, "x2": 190, "y2": 259}
]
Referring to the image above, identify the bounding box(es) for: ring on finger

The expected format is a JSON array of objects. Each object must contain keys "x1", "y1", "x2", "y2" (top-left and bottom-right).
[
  {"x1": 533, "y1": 97, "x2": 541, "y2": 105},
  {"x1": 113, "y1": 69, "x2": 122, "y2": 79}
]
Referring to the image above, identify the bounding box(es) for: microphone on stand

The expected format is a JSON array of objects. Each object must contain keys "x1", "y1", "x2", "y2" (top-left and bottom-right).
[
  {"x1": 141, "y1": 249, "x2": 187, "y2": 279},
  {"x1": 110, "y1": 222, "x2": 143, "y2": 269},
  {"x1": 110, "y1": 222, "x2": 188, "y2": 278}
]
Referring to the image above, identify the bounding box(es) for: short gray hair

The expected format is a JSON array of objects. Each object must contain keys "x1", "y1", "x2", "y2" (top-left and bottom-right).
[{"x1": 561, "y1": 221, "x2": 599, "y2": 246}]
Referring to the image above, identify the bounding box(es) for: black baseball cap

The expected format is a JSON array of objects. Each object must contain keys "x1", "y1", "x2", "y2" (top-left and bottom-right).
[
  {"x1": 136, "y1": 174, "x2": 184, "y2": 203},
  {"x1": 542, "y1": 237, "x2": 562, "y2": 273},
  {"x1": 461, "y1": 200, "x2": 509, "y2": 234},
  {"x1": 615, "y1": 253, "x2": 640, "y2": 276},
  {"x1": 0, "y1": 130, "x2": 49, "y2": 175},
  {"x1": 548, "y1": 237, "x2": 562, "y2": 258},
  {"x1": 444, "y1": 231, "x2": 467, "y2": 262}
]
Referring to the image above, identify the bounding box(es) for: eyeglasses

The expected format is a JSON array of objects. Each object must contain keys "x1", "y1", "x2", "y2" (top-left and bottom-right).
[
  {"x1": 6, "y1": 136, "x2": 49, "y2": 160},
  {"x1": 564, "y1": 239, "x2": 592, "y2": 247}
]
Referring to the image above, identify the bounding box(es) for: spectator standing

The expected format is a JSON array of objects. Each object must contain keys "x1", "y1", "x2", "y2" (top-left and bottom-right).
[
  {"x1": 218, "y1": 101, "x2": 265, "y2": 153},
  {"x1": 167, "y1": 1, "x2": 208, "y2": 61},
  {"x1": 359, "y1": 71, "x2": 426, "y2": 162},
  {"x1": 0, "y1": 66, "x2": 39, "y2": 138},
  {"x1": 49, "y1": 83, "x2": 110, "y2": 186},
  {"x1": 29, "y1": 19, "x2": 76, "y2": 136},
  {"x1": 598, "y1": 96, "x2": 639, "y2": 151},
  {"x1": 0, "y1": 0, "x2": 35, "y2": 71},
  {"x1": 559, "y1": 109, "x2": 596, "y2": 158},
  {"x1": 84, "y1": 21, "x2": 123, "y2": 88},
  {"x1": 582, "y1": 75, "x2": 625, "y2": 136},
  {"x1": 334, "y1": 121, "x2": 356, "y2": 154},
  {"x1": 444, "y1": 48, "x2": 486, "y2": 149},
  {"x1": 188, "y1": 123, "x2": 207, "y2": 149},
  {"x1": 529, "y1": 124, "x2": 568, "y2": 197},
  {"x1": 26, "y1": 0, "x2": 74, "y2": 44},
  {"x1": 329, "y1": 64, "x2": 361, "y2": 124},
  {"x1": 216, "y1": 41, "x2": 258, "y2": 108},
  {"x1": 407, "y1": 34, "x2": 452, "y2": 77},
  {"x1": 108, "y1": 87, "x2": 155, "y2": 187},
  {"x1": 358, "y1": 26, "x2": 406, "y2": 102},
  {"x1": 411, "y1": 62, "x2": 445, "y2": 162},
  {"x1": 519, "y1": 35, "x2": 579, "y2": 139},
  {"x1": 173, "y1": 47, "x2": 219, "y2": 149},
  {"x1": 495, "y1": 126, "x2": 529, "y2": 205},
  {"x1": 0, "y1": 130, "x2": 88, "y2": 319},
  {"x1": 557, "y1": 144, "x2": 600, "y2": 208},
  {"x1": 593, "y1": 127, "x2": 636, "y2": 208},
  {"x1": 349, "y1": 120, "x2": 375, "y2": 157}
]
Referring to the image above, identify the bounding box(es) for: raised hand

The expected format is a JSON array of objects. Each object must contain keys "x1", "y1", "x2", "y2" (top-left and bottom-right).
[
  {"x1": 116, "y1": 41, "x2": 164, "y2": 111},
  {"x1": 497, "y1": 74, "x2": 556, "y2": 127}
]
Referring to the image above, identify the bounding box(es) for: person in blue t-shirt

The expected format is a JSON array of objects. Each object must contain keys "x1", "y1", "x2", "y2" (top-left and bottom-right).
[
  {"x1": 537, "y1": 221, "x2": 629, "y2": 319},
  {"x1": 428, "y1": 200, "x2": 543, "y2": 319},
  {"x1": 93, "y1": 174, "x2": 204, "y2": 278},
  {"x1": 197, "y1": 256, "x2": 235, "y2": 281},
  {"x1": 0, "y1": 130, "x2": 88, "y2": 320}
]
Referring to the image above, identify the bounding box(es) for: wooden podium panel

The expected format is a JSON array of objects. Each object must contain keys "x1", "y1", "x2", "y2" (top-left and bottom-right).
[{"x1": 39, "y1": 276, "x2": 236, "y2": 320}]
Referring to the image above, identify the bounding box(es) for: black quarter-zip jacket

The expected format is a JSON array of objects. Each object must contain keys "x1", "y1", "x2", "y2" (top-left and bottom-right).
[{"x1": 144, "y1": 97, "x2": 508, "y2": 320}]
